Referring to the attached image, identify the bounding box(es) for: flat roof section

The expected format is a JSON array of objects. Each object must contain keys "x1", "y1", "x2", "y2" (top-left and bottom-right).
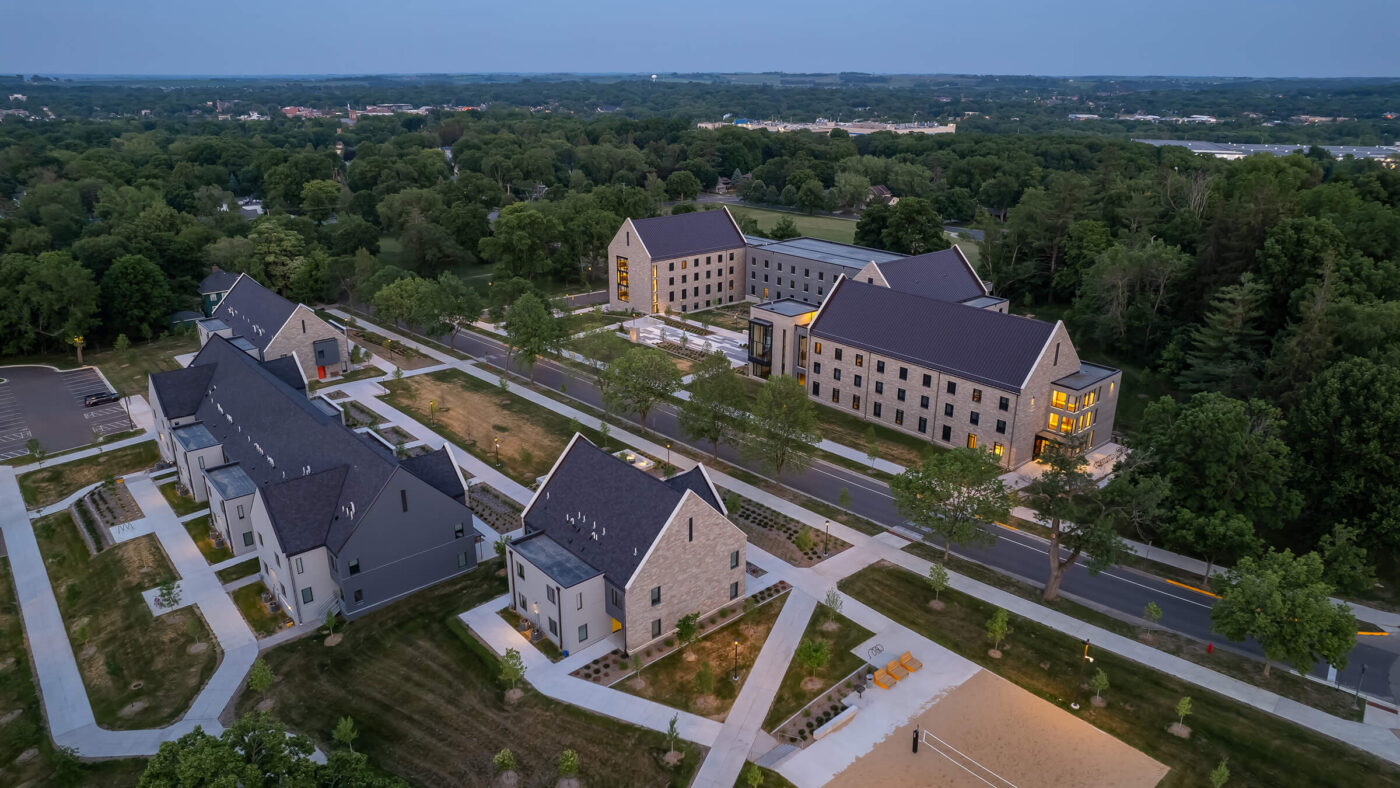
[
  {"x1": 199, "y1": 318, "x2": 230, "y2": 332},
  {"x1": 1054, "y1": 362, "x2": 1120, "y2": 391},
  {"x1": 748, "y1": 237, "x2": 904, "y2": 269},
  {"x1": 753, "y1": 299, "x2": 819, "y2": 318},
  {"x1": 204, "y1": 462, "x2": 257, "y2": 500},
  {"x1": 511, "y1": 532, "x2": 602, "y2": 588},
  {"x1": 960, "y1": 295, "x2": 1009, "y2": 309},
  {"x1": 172, "y1": 423, "x2": 220, "y2": 451}
]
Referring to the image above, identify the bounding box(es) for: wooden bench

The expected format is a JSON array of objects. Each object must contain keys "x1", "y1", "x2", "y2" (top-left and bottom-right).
[
  {"x1": 900, "y1": 651, "x2": 923, "y2": 672},
  {"x1": 886, "y1": 659, "x2": 910, "y2": 681},
  {"x1": 872, "y1": 668, "x2": 898, "y2": 689}
]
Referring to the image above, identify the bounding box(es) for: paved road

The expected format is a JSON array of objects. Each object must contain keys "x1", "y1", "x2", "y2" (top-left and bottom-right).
[{"x1": 439, "y1": 327, "x2": 1400, "y2": 701}]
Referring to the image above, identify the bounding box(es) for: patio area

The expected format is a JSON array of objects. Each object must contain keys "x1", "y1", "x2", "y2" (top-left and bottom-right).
[{"x1": 620, "y1": 315, "x2": 749, "y2": 368}]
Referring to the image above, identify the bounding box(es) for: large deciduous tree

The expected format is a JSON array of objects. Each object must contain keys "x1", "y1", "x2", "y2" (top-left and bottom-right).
[
  {"x1": 880, "y1": 197, "x2": 949, "y2": 255},
  {"x1": 891, "y1": 448, "x2": 1013, "y2": 561},
  {"x1": 678, "y1": 352, "x2": 749, "y2": 458},
  {"x1": 299, "y1": 179, "x2": 343, "y2": 224},
  {"x1": 602, "y1": 346, "x2": 682, "y2": 429},
  {"x1": 101, "y1": 254, "x2": 172, "y2": 340},
  {"x1": 1210, "y1": 549, "x2": 1356, "y2": 677},
  {"x1": 743, "y1": 375, "x2": 820, "y2": 477},
  {"x1": 477, "y1": 204, "x2": 562, "y2": 279},
  {"x1": 503, "y1": 292, "x2": 562, "y2": 382},
  {"x1": 0, "y1": 252, "x2": 99, "y2": 354}
]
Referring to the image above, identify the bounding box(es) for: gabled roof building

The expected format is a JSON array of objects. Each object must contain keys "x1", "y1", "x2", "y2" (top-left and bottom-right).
[
  {"x1": 149, "y1": 334, "x2": 479, "y2": 625},
  {"x1": 506, "y1": 435, "x2": 746, "y2": 655},
  {"x1": 197, "y1": 273, "x2": 350, "y2": 383}
]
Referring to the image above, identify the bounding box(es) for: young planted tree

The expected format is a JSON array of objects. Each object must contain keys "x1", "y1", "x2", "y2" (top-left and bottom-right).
[
  {"x1": 678, "y1": 352, "x2": 749, "y2": 458},
  {"x1": 1175, "y1": 696, "x2": 1193, "y2": 727},
  {"x1": 985, "y1": 608, "x2": 1010, "y2": 653},
  {"x1": 493, "y1": 748, "x2": 516, "y2": 774},
  {"x1": 1020, "y1": 442, "x2": 1164, "y2": 601},
  {"x1": 822, "y1": 588, "x2": 844, "y2": 619},
  {"x1": 926, "y1": 562, "x2": 950, "y2": 603},
  {"x1": 26, "y1": 438, "x2": 44, "y2": 467},
  {"x1": 675, "y1": 612, "x2": 700, "y2": 654},
  {"x1": 504, "y1": 292, "x2": 562, "y2": 382},
  {"x1": 1210, "y1": 549, "x2": 1355, "y2": 677},
  {"x1": 1210, "y1": 759, "x2": 1230, "y2": 788},
  {"x1": 1143, "y1": 601, "x2": 1163, "y2": 626},
  {"x1": 602, "y1": 346, "x2": 682, "y2": 430},
  {"x1": 743, "y1": 762, "x2": 765, "y2": 787},
  {"x1": 864, "y1": 425, "x2": 881, "y2": 463},
  {"x1": 557, "y1": 749, "x2": 580, "y2": 778},
  {"x1": 157, "y1": 580, "x2": 181, "y2": 609},
  {"x1": 247, "y1": 658, "x2": 274, "y2": 692},
  {"x1": 500, "y1": 647, "x2": 526, "y2": 689},
  {"x1": 331, "y1": 716, "x2": 358, "y2": 752},
  {"x1": 743, "y1": 375, "x2": 820, "y2": 477},
  {"x1": 795, "y1": 638, "x2": 831, "y2": 677},
  {"x1": 1088, "y1": 668, "x2": 1110, "y2": 702},
  {"x1": 890, "y1": 448, "x2": 1013, "y2": 561},
  {"x1": 666, "y1": 714, "x2": 680, "y2": 754}
]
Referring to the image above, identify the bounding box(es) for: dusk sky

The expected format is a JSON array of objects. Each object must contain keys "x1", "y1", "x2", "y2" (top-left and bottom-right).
[{"x1": 5, "y1": 0, "x2": 1398, "y2": 78}]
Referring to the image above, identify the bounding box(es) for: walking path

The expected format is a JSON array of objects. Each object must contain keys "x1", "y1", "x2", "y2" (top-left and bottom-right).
[
  {"x1": 341, "y1": 310, "x2": 1400, "y2": 773},
  {"x1": 0, "y1": 467, "x2": 258, "y2": 757}
]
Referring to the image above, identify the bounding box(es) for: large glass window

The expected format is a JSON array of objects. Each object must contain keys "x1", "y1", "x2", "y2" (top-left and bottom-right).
[{"x1": 616, "y1": 256, "x2": 629, "y2": 301}]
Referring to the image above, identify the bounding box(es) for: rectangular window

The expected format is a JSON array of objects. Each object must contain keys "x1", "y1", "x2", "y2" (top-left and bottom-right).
[
  {"x1": 920, "y1": 395, "x2": 930, "y2": 408},
  {"x1": 731, "y1": 550, "x2": 740, "y2": 569},
  {"x1": 873, "y1": 402, "x2": 882, "y2": 418},
  {"x1": 682, "y1": 259, "x2": 688, "y2": 269},
  {"x1": 242, "y1": 531, "x2": 254, "y2": 547},
  {"x1": 946, "y1": 381, "x2": 957, "y2": 395},
  {"x1": 853, "y1": 374, "x2": 862, "y2": 388},
  {"x1": 1054, "y1": 342, "x2": 1060, "y2": 365},
  {"x1": 923, "y1": 373, "x2": 932, "y2": 387},
  {"x1": 855, "y1": 354, "x2": 863, "y2": 367},
  {"x1": 578, "y1": 623, "x2": 588, "y2": 642},
  {"x1": 258, "y1": 532, "x2": 263, "y2": 546},
  {"x1": 651, "y1": 586, "x2": 661, "y2": 606},
  {"x1": 1048, "y1": 413, "x2": 1060, "y2": 430},
  {"x1": 944, "y1": 403, "x2": 954, "y2": 417},
  {"x1": 1052, "y1": 391, "x2": 1067, "y2": 410},
  {"x1": 970, "y1": 411, "x2": 980, "y2": 426},
  {"x1": 999, "y1": 396, "x2": 1010, "y2": 411},
  {"x1": 817, "y1": 287, "x2": 823, "y2": 296},
  {"x1": 917, "y1": 416, "x2": 928, "y2": 433},
  {"x1": 941, "y1": 425, "x2": 952, "y2": 441},
  {"x1": 813, "y1": 362, "x2": 821, "y2": 375},
  {"x1": 237, "y1": 504, "x2": 245, "y2": 519},
  {"x1": 519, "y1": 592, "x2": 527, "y2": 608},
  {"x1": 993, "y1": 442, "x2": 1004, "y2": 458},
  {"x1": 834, "y1": 348, "x2": 843, "y2": 361},
  {"x1": 577, "y1": 592, "x2": 583, "y2": 610},
  {"x1": 548, "y1": 617, "x2": 558, "y2": 636},
  {"x1": 874, "y1": 381, "x2": 883, "y2": 394},
  {"x1": 400, "y1": 489, "x2": 408, "y2": 512},
  {"x1": 688, "y1": 517, "x2": 694, "y2": 542},
  {"x1": 895, "y1": 409, "x2": 904, "y2": 425},
  {"x1": 275, "y1": 553, "x2": 280, "y2": 567},
  {"x1": 972, "y1": 389, "x2": 982, "y2": 403},
  {"x1": 852, "y1": 394, "x2": 861, "y2": 411},
  {"x1": 515, "y1": 562, "x2": 522, "y2": 578},
  {"x1": 611, "y1": 588, "x2": 621, "y2": 607},
  {"x1": 814, "y1": 341, "x2": 822, "y2": 355},
  {"x1": 455, "y1": 522, "x2": 465, "y2": 539},
  {"x1": 616, "y1": 256, "x2": 630, "y2": 301},
  {"x1": 899, "y1": 367, "x2": 908, "y2": 381},
  {"x1": 819, "y1": 271, "x2": 825, "y2": 280},
  {"x1": 897, "y1": 388, "x2": 906, "y2": 402},
  {"x1": 833, "y1": 368, "x2": 842, "y2": 381},
  {"x1": 730, "y1": 581, "x2": 740, "y2": 600},
  {"x1": 812, "y1": 381, "x2": 821, "y2": 397},
  {"x1": 831, "y1": 387, "x2": 840, "y2": 404},
  {"x1": 967, "y1": 434, "x2": 979, "y2": 449},
  {"x1": 295, "y1": 556, "x2": 304, "y2": 574},
  {"x1": 652, "y1": 619, "x2": 662, "y2": 637},
  {"x1": 996, "y1": 419, "x2": 1007, "y2": 434},
  {"x1": 547, "y1": 586, "x2": 555, "y2": 604},
  {"x1": 458, "y1": 551, "x2": 469, "y2": 568},
  {"x1": 354, "y1": 589, "x2": 364, "y2": 603},
  {"x1": 301, "y1": 586, "x2": 314, "y2": 604},
  {"x1": 876, "y1": 360, "x2": 885, "y2": 373}
]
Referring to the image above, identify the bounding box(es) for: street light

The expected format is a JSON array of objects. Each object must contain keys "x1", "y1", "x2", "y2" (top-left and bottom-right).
[
  {"x1": 1356, "y1": 664, "x2": 1368, "y2": 702},
  {"x1": 666, "y1": 442, "x2": 671, "y2": 468},
  {"x1": 824, "y1": 519, "x2": 830, "y2": 556},
  {"x1": 494, "y1": 436, "x2": 501, "y2": 467},
  {"x1": 731, "y1": 639, "x2": 739, "y2": 681}
]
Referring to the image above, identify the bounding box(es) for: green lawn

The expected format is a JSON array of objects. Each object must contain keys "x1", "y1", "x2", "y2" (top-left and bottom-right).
[
  {"x1": 183, "y1": 514, "x2": 233, "y2": 565},
  {"x1": 231, "y1": 582, "x2": 293, "y2": 637},
  {"x1": 559, "y1": 310, "x2": 629, "y2": 336},
  {"x1": 34, "y1": 512, "x2": 218, "y2": 729},
  {"x1": 236, "y1": 560, "x2": 701, "y2": 786},
  {"x1": 18, "y1": 441, "x2": 161, "y2": 508},
  {"x1": 0, "y1": 558, "x2": 149, "y2": 786},
  {"x1": 216, "y1": 558, "x2": 260, "y2": 584},
  {"x1": 841, "y1": 561, "x2": 1396, "y2": 788},
  {"x1": 734, "y1": 763, "x2": 798, "y2": 788},
  {"x1": 808, "y1": 397, "x2": 938, "y2": 469},
  {"x1": 565, "y1": 330, "x2": 635, "y2": 365},
  {"x1": 89, "y1": 332, "x2": 201, "y2": 397},
  {"x1": 0, "y1": 429, "x2": 143, "y2": 467},
  {"x1": 763, "y1": 609, "x2": 873, "y2": 730},
  {"x1": 620, "y1": 594, "x2": 788, "y2": 719},
  {"x1": 723, "y1": 205, "x2": 858, "y2": 244},
  {"x1": 160, "y1": 480, "x2": 209, "y2": 516}
]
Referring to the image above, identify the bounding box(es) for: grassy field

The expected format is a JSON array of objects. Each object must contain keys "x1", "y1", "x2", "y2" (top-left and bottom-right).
[
  {"x1": 723, "y1": 205, "x2": 858, "y2": 244},
  {"x1": 734, "y1": 763, "x2": 798, "y2": 788},
  {"x1": 382, "y1": 368, "x2": 614, "y2": 485},
  {"x1": 565, "y1": 330, "x2": 634, "y2": 365},
  {"x1": 903, "y1": 541, "x2": 1361, "y2": 720},
  {"x1": 160, "y1": 479, "x2": 209, "y2": 516},
  {"x1": 231, "y1": 582, "x2": 292, "y2": 637},
  {"x1": 763, "y1": 609, "x2": 873, "y2": 730},
  {"x1": 559, "y1": 309, "x2": 629, "y2": 336},
  {"x1": 216, "y1": 557, "x2": 259, "y2": 584},
  {"x1": 841, "y1": 561, "x2": 1397, "y2": 788},
  {"x1": 86, "y1": 332, "x2": 201, "y2": 397},
  {"x1": 235, "y1": 560, "x2": 702, "y2": 786},
  {"x1": 18, "y1": 441, "x2": 161, "y2": 508},
  {"x1": 620, "y1": 594, "x2": 788, "y2": 720},
  {"x1": 0, "y1": 559, "x2": 149, "y2": 786},
  {"x1": 807, "y1": 397, "x2": 937, "y2": 469},
  {"x1": 34, "y1": 512, "x2": 218, "y2": 729},
  {"x1": 183, "y1": 514, "x2": 232, "y2": 565}
]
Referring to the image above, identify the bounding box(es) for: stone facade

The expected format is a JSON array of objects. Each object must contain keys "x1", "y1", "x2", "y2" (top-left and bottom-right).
[
  {"x1": 263, "y1": 304, "x2": 348, "y2": 383},
  {"x1": 607, "y1": 219, "x2": 746, "y2": 315},
  {"x1": 622, "y1": 492, "x2": 747, "y2": 653}
]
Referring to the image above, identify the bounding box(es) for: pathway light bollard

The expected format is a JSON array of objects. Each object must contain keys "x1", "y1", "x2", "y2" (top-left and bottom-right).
[
  {"x1": 824, "y1": 519, "x2": 830, "y2": 556},
  {"x1": 732, "y1": 639, "x2": 739, "y2": 681},
  {"x1": 494, "y1": 436, "x2": 501, "y2": 467}
]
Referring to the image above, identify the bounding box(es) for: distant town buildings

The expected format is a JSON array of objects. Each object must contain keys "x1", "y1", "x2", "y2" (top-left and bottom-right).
[
  {"x1": 698, "y1": 118, "x2": 956, "y2": 136},
  {"x1": 1135, "y1": 138, "x2": 1400, "y2": 164}
]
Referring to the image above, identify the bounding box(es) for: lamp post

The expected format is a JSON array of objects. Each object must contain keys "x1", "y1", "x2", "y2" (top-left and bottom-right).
[
  {"x1": 731, "y1": 639, "x2": 739, "y2": 681},
  {"x1": 824, "y1": 519, "x2": 830, "y2": 557},
  {"x1": 1357, "y1": 664, "x2": 1368, "y2": 702},
  {"x1": 494, "y1": 436, "x2": 501, "y2": 467},
  {"x1": 666, "y1": 442, "x2": 671, "y2": 469}
]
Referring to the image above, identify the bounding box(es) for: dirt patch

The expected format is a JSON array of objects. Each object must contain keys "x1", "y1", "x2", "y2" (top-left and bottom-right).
[
  {"x1": 118, "y1": 700, "x2": 148, "y2": 718},
  {"x1": 324, "y1": 633, "x2": 343, "y2": 647},
  {"x1": 187, "y1": 642, "x2": 209, "y2": 655},
  {"x1": 496, "y1": 773, "x2": 519, "y2": 787},
  {"x1": 662, "y1": 750, "x2": 685, "y2": 767},
  {"x1": 255, "y1": 697, "x2": 276, "y2": 712},
  {"x1": 1091, "y1": 696, "x2": 1107, "y2": 708},
  {"x1": 692, "y1": 694, "x2": 718, "y2": 712},
  {"x1": 627, "y1": 677, "x2": 647, "y2": 691},
  {"x1": 801, "y1": 676, "x2": 825, "y2": 692},
  {"x1": 80, "y1": 644, "x2": 97, "y2": 659},
  {"x1": 0, "y1": 656, "x2": 14, "y2": 671},
  {"x1": 1169, "y1": 722, "x2": 1192, "y2": 738},
  {"x1": 988, "y1": 648, "x2": 1003, "y2": 659},
  {"x1": 504, "y1": 688, "x2": 524, "y2": 705},
  {"x1": 928, "y1": 599, "x2": 946, "y2": 611},
  {"x1": 819, "y1": 620, "x2": 840, "y2": 632},
  {"x1": 557, "y1": 778, "x2": 581, "y2": 788}
]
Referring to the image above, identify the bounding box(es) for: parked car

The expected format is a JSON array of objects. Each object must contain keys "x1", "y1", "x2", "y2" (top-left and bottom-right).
[{"x1": 84, "y1": 391, "x2": 120, "y2": 407}]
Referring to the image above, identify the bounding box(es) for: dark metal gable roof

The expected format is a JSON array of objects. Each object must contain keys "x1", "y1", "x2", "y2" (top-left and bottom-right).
[
  {"x1": 199, "y1": 269, "x2": 240, "y2": 295},
  {"x1": 524, "y1": 437, "x2": 718, "y2": 587},
  {"x1": 810, "y1": 278, "x2": 1055, "y2": 393},
  {"x1": 875, "y1": 248, "x2": 987, "y2": 303},
  {"x1": 210, "y1": 274, "x2": 297, "y2": 352},
  {"x1": 630, "y1": 209, "x2": 744, "y2": 261},
  {"x1": 400, "y1": 448, "x2": 466, "y2": 502},
  {"x1": 150, "y1": 364, "x2": 216, "y2": 418}
]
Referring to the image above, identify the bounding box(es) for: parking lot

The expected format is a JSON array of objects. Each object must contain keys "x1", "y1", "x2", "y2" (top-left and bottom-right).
[{"x1": 0, "y1": 366, "x2": 132, "y2": 460}]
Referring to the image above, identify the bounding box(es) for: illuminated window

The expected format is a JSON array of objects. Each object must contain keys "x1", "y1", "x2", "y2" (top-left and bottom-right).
[
  {"x1": 831, "y1": 388, "x2": 840, "y2": 404},
  {"x1": 895, "y1": 409, "x2": 904, "y2": 426},
  {"x1": 1059, "y1": 418, "x2": 1073, "y2": 434},
  {"x1": 814, "y1": 341, "x2": 822, "y2": 355},
  {"x1": 852, "y1": 395, "x2": 861, "y2": 411},
  {"x1": 616, "y1": 256, "x2": 629, "y2": 302},
  {"x1": 1048, "y1": 413, "x2": 1060, "y2": 430},
  {"x1": 681, "y1": 260, "x2": 687, "y2": 269},
  {"x1": 1084, "y1": 390, "x2": 1097, "y2": 407},
  {"x1": 855, "y1": 354, "x2": 863, "y2": 367},
  {"x1": 1051, "y1": 391, "x2": 1067, "y2": 410},
  {"x1": 993, "y1": 442, "x2": 1004, "y2": 458},
  {"x1": 972, "y1": 389, "x2": 982, "y2": 403},
  {"x1": 966, "y1": 434, "x2": 978, "y2": 449}
]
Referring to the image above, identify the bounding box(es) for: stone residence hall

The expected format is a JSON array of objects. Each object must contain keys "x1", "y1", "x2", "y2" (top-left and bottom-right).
[
  {"x1": 149, "y1": 334, "x2": 478, "y2": 626},
  {"x1": 197, "y1": 272, "x2": 350, "y2": 383},
  {"x1": 506, "y1": 435, "x2": 747, "y2": 656}
]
